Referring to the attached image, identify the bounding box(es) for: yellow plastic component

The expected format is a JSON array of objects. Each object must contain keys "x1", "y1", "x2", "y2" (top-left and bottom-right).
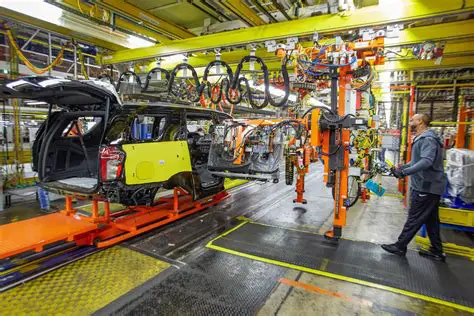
[
  {"x1": 385, "y1": 159, "x2": 395, "y2": 168},
  {"x1": 224, "y1": 178, "x2": 249, "y2": 190},
  {"x1": 122, "y1": 141, "x2": 192, "y2": 185},
  {"x1": 439, "y1": 207, "x2": 474, "y2": 227},
  {"x1": 0, "y1": 246, "x2": 170, "y2": 314}
]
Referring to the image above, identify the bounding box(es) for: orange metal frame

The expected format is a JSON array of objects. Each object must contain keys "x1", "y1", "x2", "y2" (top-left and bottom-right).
[
  {"x1": 0, "y1": 188, "x2": 229, "y2": 260},
  {"x1": 324, "y1": 68, "x2": 350, "y2": 239},
  {"x1": 456, "y1": 96, "x2": 468, "y2": 149}
]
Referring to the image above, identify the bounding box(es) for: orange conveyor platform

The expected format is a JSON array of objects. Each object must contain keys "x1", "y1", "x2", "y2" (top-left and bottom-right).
[
  {"x1": 0, "y1": 213, "x2": 98, "y2": 260},
  {"x1": 0, "y1": 189, "x2": 230, "y2": 261}
]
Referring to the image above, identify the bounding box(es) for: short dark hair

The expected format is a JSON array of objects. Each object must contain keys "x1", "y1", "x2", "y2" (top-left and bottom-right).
[{"x1": 418, "y1": 113, "x2": 431, "y2": 126}]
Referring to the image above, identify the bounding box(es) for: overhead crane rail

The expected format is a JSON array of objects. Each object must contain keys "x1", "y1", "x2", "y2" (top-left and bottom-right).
[{"x1": 107, "y1": 34, "x2": 380, "y2": 111}]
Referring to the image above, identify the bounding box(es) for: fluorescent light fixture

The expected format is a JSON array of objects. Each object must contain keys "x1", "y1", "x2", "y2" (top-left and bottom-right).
[
  {"x1": 1, "y1": 0, "x2": 63, "y2": 24},
  {"x1": 25, "y1": 101, "x2": 48, "y2": 105},
  {"x1": 126, "y1": 35, "x2": 155, "y2": 49},
  {"x1": 2, "y1": 0, "x2": 155, "y2": 49}
]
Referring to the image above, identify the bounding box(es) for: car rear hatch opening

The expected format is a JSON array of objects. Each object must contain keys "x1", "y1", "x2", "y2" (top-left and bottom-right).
[{"x1": 0, "y1": 77, "x2": 121, "y2": 195}]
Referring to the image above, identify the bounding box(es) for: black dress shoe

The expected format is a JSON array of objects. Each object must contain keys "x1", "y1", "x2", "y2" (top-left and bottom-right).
[
  {"x1": 381, "y1": 244, "x2": 406, "y2": 257},
  {"x1": 419, "y1": 249, "x2": 446, "y2": 262}
]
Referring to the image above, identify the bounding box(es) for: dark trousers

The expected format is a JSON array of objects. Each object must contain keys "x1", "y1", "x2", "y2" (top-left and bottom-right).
[{"x1": 395, "y1": 190, "x2": 443, "y2": 254}]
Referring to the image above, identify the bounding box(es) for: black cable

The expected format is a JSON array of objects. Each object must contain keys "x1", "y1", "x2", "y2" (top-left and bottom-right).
[
  {"x1": 116, "y1": 70, "x2": 143, "y2": 93},
  {"x1": 225, "y1": 76, "x2": 249, "y2": 105},
  {"x1": 302, "y1": 105, "x2": 334, "y2": 118},
  {"x1": 231, "y1": 56, "x2": 269, "y2": 109},
  {"x1": 321, "y1": 112, "x2": 356, "y2": 124},
  {"x1": 142, "y1": 67, "x2": 170, "y2": 92},
  {"x1": 385, "y1": 49, "x2": 411, "y2": 58},
  {"x1": 168, "y1": 63, "x2": 201, "y2": 102},
  {"x1": 201, "y1": 60, "x2": 234, "y2": 105},
  {"x1": 231, "y1": 55, "x2": 291, "y2": 109},
  {"x1": 318, "y1": 144, "x2": 341, "y2": 156},
  {"x1": 318, "y1": 129, "x2": 343, "y2": 156}
]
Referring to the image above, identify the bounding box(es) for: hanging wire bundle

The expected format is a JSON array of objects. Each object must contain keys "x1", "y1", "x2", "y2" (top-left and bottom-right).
[{"x1": 4, "y1": 23, "x2": 67, "y2": 75}]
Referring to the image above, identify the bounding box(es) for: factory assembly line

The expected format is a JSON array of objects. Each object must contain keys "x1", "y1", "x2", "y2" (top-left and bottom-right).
[
  {"x1": 0, "y1": 30, "x2": 381, "y2": 286},
  {"x1": 1, "y1": 1, "x2": 473, "y2": 314}
]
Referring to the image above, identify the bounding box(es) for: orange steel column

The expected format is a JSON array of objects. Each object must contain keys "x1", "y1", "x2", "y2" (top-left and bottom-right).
[
  {"x1": 234, "y1": 126, "x2": 244, "y2": 164},
  {"x1": 294, "y1": 169, "x2": 307, "y2": 204},
  {"x1": 333, "y1": 69, "x2": 350, "y2": 233},
  {"x1": 104, "y1": 201, "x2": 111, "y2": 222},
  {"x1": 456, "y1": 97, "x2": 467, "y2": 149},
  {"x1": 65, "y1": 196, "x2": 73, "y2": 213},
  {"x1": 92, "y1": 200, "x2": 99, "y2": 219}
]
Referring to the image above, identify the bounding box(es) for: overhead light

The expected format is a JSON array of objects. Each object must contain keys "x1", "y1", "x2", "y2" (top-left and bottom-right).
[
  {"x1": 126, "y1": 35, "x2": 156, "y2": 49},
  {"x1": 1, "y1": 0, "x2": 63, "y2": 25},
  {"x1": 25, "y1": 101, "x2": 48, "y2": 105}
]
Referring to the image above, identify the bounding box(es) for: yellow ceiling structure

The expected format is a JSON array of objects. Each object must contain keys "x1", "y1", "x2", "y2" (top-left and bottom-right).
[{"x1": 102, "y1": 0, "x2": 474, "y2": 64}]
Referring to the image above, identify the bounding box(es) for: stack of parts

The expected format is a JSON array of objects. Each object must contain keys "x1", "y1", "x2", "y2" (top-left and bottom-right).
[{"x1": 445, "y1": 148, "x2": 474, "y2": 205}]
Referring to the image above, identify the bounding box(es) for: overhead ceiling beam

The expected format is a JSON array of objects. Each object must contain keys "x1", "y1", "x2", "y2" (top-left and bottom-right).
[
  {"x1": 385, "y1": 19, "x2": 474, "y2": 46},
  {"x1": 216, "y1": 0, "x2": 267, "y2": 26},
  {"x1": 103, "y1": 0, "x2": 474, "y2": 64},
  {"x1": 0, "y1": 7, "x2": 126, "y2": 51},
  {"x1": 54, "y1": 0, "x2": 170, "y2": 43},
  {"x1": 255, "y1": 55, "x2": 474, "y2": 73},
  {"x1": 134, "y1": 19, "x2": 474, "y2": 72},
  {"x1": 140, "y1": 41, "x2": 474, "y2": 78},
  {"x1": 96, "y1": 0, "x2": 196, "y2": 40},
  {"x1": 375, "y1": 55, "x2": 474, "y2": 72}
]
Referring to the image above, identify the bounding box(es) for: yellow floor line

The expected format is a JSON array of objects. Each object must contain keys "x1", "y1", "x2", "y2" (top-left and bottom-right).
[
  {"x1": 206, "y1": 225, "x2": 474, "y2": 313},
  {"x1": 232, "y1": 217, "x2": 360, "y2": 242}
]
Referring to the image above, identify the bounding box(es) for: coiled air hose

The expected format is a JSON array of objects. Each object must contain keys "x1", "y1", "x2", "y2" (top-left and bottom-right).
[
  {"x1": 142, "y1": 67, "x2": 170, "y2": 92},
  {"x1": 231, "y1": 55, "x2": 290, "y2": 109},
  {"x1": 201, "y1": 60, "x2": 234, "y2": 105},
  {"x1": 115, "y1": 70, "x2": 144, "y2": 93},
  {"x1": 168, "y1": 63, "x2": 201, "y2": 102}
]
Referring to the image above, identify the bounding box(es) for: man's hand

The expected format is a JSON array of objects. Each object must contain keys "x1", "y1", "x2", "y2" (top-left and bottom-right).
[{"x1": 391, "y1": 167, "x2": 404, "y2": 179}]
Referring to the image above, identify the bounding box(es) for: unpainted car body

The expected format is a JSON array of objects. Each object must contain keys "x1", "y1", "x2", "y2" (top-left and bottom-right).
[{"x1": 0, "y1": 77, "x2": 230, "y2": 205}]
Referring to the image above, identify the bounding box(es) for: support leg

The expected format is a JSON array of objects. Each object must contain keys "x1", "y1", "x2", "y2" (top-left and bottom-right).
[
  {"x1": 293, "y1": 170, "x2": 307, "y2": 204},
  {"x1": 395, "y1": 191, "x2": 436, "y2": 251},
  {"x1": 425, "y1": 197, "x2": 443, "y2": 254}
]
